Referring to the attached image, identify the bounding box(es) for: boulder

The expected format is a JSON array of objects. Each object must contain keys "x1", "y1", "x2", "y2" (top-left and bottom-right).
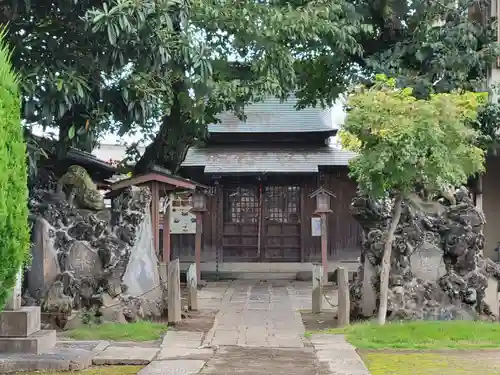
[
  {"x1": 350, "y1": 186, "x2": 500, "y2": 321},
  {"x1": 27, "y1": 167, "x2": 160, "y2": 328}
]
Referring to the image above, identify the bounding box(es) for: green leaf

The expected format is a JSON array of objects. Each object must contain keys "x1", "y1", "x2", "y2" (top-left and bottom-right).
[
  {"x1": 107, "y1": 24, "x2": 116, "y2": 45},
  {"x1": 68, "y1": 125, "x2": 76, "y2": 140},
  {"x1": 342, "y1": 82, "x2": 486, "y2": 199}
]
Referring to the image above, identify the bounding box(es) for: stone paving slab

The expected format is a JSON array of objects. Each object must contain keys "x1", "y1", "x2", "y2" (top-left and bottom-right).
[
  {"x1": 156, "y1": 347, "x2": 214, "y2": 360},
  {"x1": 137, "y1": 359, "x2": 206, "y2": 374},
  {"x1": 310, "y1": 334, "x2": 371, "y2": 375},
  {"x1": 203, "y1": 282, "x2": 305, "y2": 349},
  {"x1": 198, "y1": 346, "x2": 323, "y2": 375},
  {"x1": 93, "y1": 345, "x2": 159, "y2": 365},
  {"x1": 57, "y1": 340, "x2": 110, "y2": 353},
  {"x1": 161, "y1": 331, "x2": 203, "y2": 348},
  {"x1": 0, "y1": 347, "x2": 93, "y2": 373}
]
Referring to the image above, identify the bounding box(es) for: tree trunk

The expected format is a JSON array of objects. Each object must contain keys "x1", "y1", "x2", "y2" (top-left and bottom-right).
[
  {"x1": 133, "y1": 90, "x2": 197, "y2": 175},
  {"x1": 377, "y1": 194, "x2": 403, "y2": 325},
  {"x1": 133, "y1": 8, "x2": 197, "y2": 175}
]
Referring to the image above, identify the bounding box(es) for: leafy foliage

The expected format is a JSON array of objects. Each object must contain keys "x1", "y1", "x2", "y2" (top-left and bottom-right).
[
  {"x1": 3, "y1": 0, "x2": 367, "y2": 171},
  {"x1": 4, "y1": 0, "x2": 500, "y2": 171},
  {"x1": 0, "y1": 28, "x2": 30, "y2": 310},
  {"x1": 473, "y1": 101, "x2": 500, "y2": 154},
  {"x1": 340, "y1": 75, "x2": 486, "y2": 198},
  {"x1": 355, "y1": 0, "x2": 499, "y2": 97}
]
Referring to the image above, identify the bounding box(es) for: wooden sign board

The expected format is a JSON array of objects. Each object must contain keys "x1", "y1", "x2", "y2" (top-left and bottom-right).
[
  {"x1": 170, "y1": 192, "x2": 197, "y2": 234},
  {"x1": 311, "y1": 217, "x2": 321, "y2": 237}
]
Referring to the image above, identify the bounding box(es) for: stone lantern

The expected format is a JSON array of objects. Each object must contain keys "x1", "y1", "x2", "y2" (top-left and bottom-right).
[{"x1": 309, "y1": 187, "x2": 335, "y2": 214}]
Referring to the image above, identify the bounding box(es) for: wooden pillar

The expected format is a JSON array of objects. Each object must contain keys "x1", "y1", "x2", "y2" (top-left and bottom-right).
[
  {"x1": 320, "y1": 213, "x2": 328, "y2": 284},
  {"x1": 5, "y1": 268, "x2": 22, "y2": 310},
  {"x1": 195, "y1": 212, "x2": 202, "y2": 282},
  {"x1": 187, "y1": 263, "x2": 198, "y2": 311},
  {"x1": 337, "y1": 266, "x2": 350, "y2": 327},
  {"x1": 162, "y1": 192, "x2": 171, "y2": 263},
  {"x1": 167, "y1": 259, "x2": 182, "y2": 324},
  {"x1": 312, "y1": 264, "x2": 323, "y2": 314},
  {"x1": 300, "y1": 184, "x2": 307, "y2": 263},
  {"x1": 258, "y1": 183, "x2": 264, "y2": 262},
  {"x1": 151, "y1": 181, "x2": 160, "y2": 254}
]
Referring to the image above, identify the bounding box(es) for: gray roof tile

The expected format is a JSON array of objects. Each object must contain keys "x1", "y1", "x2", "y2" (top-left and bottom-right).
[
  {"x1": 181, "y1": 146, "x2": 357, "y2": 173},
  {"x1": 208, "y1": 95, "x2": 333, "y2": 133}
]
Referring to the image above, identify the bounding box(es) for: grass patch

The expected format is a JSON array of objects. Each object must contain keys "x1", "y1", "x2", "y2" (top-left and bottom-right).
[
  {"x1": 362, "y1": 352, "x2": 500, "y2": 375},
  {"x1": 16, "y1": 366, "x2": 143, "y2": 375},
  {"x1": 319, "y1": 320, "x2": 500, "y2": 349},
  {"x1": 65, "y1": 321, "x2": 167, "y2": 342}
]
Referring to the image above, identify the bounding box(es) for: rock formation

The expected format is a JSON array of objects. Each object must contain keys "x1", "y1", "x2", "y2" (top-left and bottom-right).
[
  {"x1": 25, "y1": 166, "x2": 165, "y2": 328},
  {"x1": 350, "y1": 186, "x2": 500, "y2": 321}
]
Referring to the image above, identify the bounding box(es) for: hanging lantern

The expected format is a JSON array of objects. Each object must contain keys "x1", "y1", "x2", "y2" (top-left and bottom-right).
[
  {"x1": 309, "y1": 187, "x2": 336, "y2": 214},
  {"x1": 191, "y1": 190, "x2": 208, "y2": 212}
]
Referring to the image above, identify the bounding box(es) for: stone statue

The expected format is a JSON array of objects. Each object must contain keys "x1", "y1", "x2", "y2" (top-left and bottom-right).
[
  {"x1": 59, "y1": 165, "x2": 105, "y2": 211},
  {"x1": 350, "y1": 186, "x2": 500, "y2": 321}
]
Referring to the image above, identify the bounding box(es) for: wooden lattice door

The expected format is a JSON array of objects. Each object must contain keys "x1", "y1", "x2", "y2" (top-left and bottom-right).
[
  {"x1": 263, "y1": 185, "x2": 301, "y2": 262},
  {"x1": 222, "y1": 186, "x2": 260, "y2": 261}
]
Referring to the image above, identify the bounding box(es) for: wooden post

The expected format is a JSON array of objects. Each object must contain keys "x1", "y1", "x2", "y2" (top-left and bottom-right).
[
  {"x1": 162, "y1": 192, "x2": 171, "y2": 263},
  {"x1": 167, "y1": 259, "x2": 181, "y2": 324},
  {"x1": 187, "y1": 263, "x2": 198, "y2": 311},
  {"x1": 257, "y1": 183, "x2": 263, "y2": 262},
  {"x1": 195, "y1": 212, "x2": 202, "y2": 282},
  {"x1": 312, "y1": 264, "x2": 323, "y2": 314},
  {"x1": 151, "y1": 181, "x2": 160, "y2": 254},
  {"x1": 5, "y1": 268, "x2": 22, "y2": 310},
  {"x1": 320, "y1": 213, "x2": 328, "y2": 284},
  {"x1": 337, "y1": 266, "x2": 350, "y2": 327}
]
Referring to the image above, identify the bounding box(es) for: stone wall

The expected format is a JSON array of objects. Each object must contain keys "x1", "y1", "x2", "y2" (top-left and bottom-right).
[
  {"x1": 25, "y1": 168, "x2": 164, "y2": 327},
  {"x1": 350, "y1": 186, "x2": 500, "y2": 321}
]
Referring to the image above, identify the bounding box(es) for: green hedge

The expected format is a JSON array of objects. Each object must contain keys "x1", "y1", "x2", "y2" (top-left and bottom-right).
[{"x1": 0, "y1": 28, "x2": 29, "y2": 310}]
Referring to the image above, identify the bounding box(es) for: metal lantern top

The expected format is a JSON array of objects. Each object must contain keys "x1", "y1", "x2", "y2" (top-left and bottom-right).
[
  {"x1": 190, "y1": 189, "x2": 209, "y2": 212},
  {"x1": 309, "y1": 186, "x2": 336, "y2": 214}
]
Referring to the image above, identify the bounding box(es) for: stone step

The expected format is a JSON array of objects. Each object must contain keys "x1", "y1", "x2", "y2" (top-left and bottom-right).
[
  {"x1": 0, "y1": 306, "x2": 41, "y2": 337},
  {"x1": 0, "y1": 330, "x2": 56, "y2": 354},
  {"x1": 0, "y1": 348, "x2": 93, "y2": 374}
]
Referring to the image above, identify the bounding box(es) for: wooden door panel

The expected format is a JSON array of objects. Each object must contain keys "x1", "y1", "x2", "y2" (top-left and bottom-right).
[
  {"x1": 263, "y1": 185, "x2": 301, "y2": 262},
  {"x1": 222, "y1": 186, "x2": 260, "y2": 261}
]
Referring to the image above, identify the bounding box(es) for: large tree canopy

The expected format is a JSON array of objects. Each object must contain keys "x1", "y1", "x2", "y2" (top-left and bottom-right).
[
  {"x1": 356, "y1": 0, "x2": 499, "y2": 97},
  {"x1": 4, "y1": 0, "x2": 500, "y2": 172},
  {"x1": 4, "y1": 0, "x2": 366, "y2": 171}
]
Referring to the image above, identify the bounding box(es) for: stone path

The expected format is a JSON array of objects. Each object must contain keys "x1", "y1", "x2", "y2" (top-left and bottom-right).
[
  {"x1": 1, "y1": 281, "x2": 368, "y2": 374},
  {"x1": 137, "y1": 280, "x2": 370, "y2": 375},
  {"x1": 203, "y1": 281, "x2": 305, "y2": 348}
]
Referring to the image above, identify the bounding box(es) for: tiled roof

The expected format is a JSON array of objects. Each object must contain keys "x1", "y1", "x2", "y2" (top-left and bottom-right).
[
  {"x1": 181, "y1": 146, "x2": 357, "y2": 173},
  {"x1": 208, "y1": 95, "x2": 334, "y2": 134}
]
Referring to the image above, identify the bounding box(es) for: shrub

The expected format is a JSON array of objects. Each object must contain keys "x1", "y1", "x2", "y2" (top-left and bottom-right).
[{"x1": 0, "y1": 27, "x2": 29, "y2": 310}]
